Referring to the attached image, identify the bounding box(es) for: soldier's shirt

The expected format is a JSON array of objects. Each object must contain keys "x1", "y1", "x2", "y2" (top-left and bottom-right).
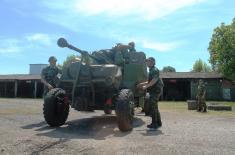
[
  {"x1": 41, "y1": 66, "x2": 61, "y2": 87},
  {"x1": 147, "y1": 66, "x2": 164, "y2": 93},
  {"x1": 198, "y1": 83, "x2": 206, "y2": 96}
]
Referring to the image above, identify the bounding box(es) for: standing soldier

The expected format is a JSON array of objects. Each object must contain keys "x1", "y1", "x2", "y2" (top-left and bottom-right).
[
  {"x1": 41, "y1": 56, "x2": 62, "y2": 97},
  {"x1": 196, "y1": 79, "x2": 207, "y2": 112},
  {"x1": 137, "y1": 57, "x2": 164, "y2": 129}
]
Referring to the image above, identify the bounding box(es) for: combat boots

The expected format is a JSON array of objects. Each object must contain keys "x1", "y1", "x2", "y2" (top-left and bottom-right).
[
  {"x1": 157, "y1": 112, "x2": 162, "y2": 127},
  {"x1": 157, "y1": 120, "x2": 162, "y2": 127},
  {"x1": 197, "y1": 107, "x2": 202, "y2": 112},
  {"x1": 147, "y1": 123, "x2": 158, "y2": 129},
  {"x1": 202, "y1": 106, "x2": 207, "y2": 112},
  {"x1": 147, "y1": 110, "x2": 162, "y2": 129}
]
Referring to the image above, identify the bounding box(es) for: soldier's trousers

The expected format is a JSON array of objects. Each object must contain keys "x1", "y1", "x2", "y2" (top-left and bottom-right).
[
  {"x1": 149, "y1": 88, "x2": 162, "y2": 126},
  {"x1": 197, "y1": 96, "x2": 207, "y2": 112},
  {"x1": 43, "y1": 86, "x2": 49, "y2": 98}
]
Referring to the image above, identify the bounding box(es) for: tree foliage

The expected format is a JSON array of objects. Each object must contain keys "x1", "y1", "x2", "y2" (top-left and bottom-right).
[
  {"x1": 58, "y1": 54, "x2": 80, "y2": 69},
  {"x1": 192, "y1": 59, "x2": 212, "y2": 72},
  {"x1": 162, "y1": 66, "x2": 176, "y2": 72},
  {"x1": 208, "y1": 18, "x2": 235, "y2": 81}
]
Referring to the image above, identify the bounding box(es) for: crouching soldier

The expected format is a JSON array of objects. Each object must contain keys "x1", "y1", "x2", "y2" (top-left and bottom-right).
[{"x1": 137, "y1": 57, "x2": 164, "y2": 129}]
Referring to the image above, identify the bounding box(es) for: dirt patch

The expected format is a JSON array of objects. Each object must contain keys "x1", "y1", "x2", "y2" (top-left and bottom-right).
[{"x1": 0, "y1": 99, "x2": 234, "y2": 155}]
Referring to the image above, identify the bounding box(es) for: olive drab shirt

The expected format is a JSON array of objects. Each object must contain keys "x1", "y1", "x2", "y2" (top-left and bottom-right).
[
  {"x1": 147, "y1": 66, "x2": 164, "y2": 93},
  {"x1": 41, "y1": 66, "x2": 61, "y2": 87},
  {"x1": 198, "y1": 83, "x2": 206, "y2": 96}
]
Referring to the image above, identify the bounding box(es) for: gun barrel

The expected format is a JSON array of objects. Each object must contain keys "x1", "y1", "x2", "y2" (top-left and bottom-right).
[
  {"x1": 67, "y1": 44, "x2": 87, "y2": 55},
  {"x1": 57, "y1": 38, "x2": 87, "y2": 55},
  {"x1": 57, "y1": 37, "x2": 100, "y2": 62}
]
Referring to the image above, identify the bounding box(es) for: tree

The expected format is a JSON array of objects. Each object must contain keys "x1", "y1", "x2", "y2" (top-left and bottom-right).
[
  {"x1": 162, "y1": 66, "x2": 176, "y2": 72},
  {"x1": 208, "y1": 18, "x2": 235, "y2": 81},
  {"x1": 192, "y1": 59, "x2": 212, "y2": 72},
  {"x1": 63, "y1": 54, "x2": 81, "y2": 66},
  {"x1": 58, "y1": 54, "x2": 80, "y2": 69}
]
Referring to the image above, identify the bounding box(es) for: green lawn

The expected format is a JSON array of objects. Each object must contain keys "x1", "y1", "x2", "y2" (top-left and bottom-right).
[{"x1": 158, "y1": 101, "x2": 235, "y2": 116}]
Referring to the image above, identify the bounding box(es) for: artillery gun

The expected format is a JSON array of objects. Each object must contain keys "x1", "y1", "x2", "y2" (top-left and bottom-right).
[{"x1": 43, "y1": 38, "x2": 147, "y2": 131}]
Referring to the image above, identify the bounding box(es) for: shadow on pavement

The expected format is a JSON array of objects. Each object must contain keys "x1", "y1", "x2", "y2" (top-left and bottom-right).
[
  {"x1": 141, "y1": 129, "x2": 163, "y2": 136},
  {"x1": 22, "y1": 115, "x2": 145, "y2": 140},
  {"x1": 21, "y1": 121, "x2": 47, "y2": 129}
]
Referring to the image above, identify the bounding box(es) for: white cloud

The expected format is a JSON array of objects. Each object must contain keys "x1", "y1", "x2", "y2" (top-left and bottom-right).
[
  {"x1": 42, "y1": 0, "x2": 206, "y2": 20},
  {"x1": 39, "y1": 0, "x2": 200, "y2": 52},
  {"x1": 74, "y1": 0, "x2": 205, "y2": 20},
  {"x1": 0, "y1": 33, "x2": 54, "y2": 55},
  {"x1": 0, "y1": 46, "x2": 21, "y2": 54},
  {"x1": 0, "y1": 39, "x2": 22, "y2": 54},
  {"x1": 112, "y1": 35, "x2": 183, "y2": 52},
  {"x1": 141, "y1": 40, "x2": 182, "y2": 52},
  {"x1": 26, "y1": 33, "x2": 52, "y2": 46}
]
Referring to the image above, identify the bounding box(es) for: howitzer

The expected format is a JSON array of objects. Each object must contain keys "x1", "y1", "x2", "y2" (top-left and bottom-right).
[{"x1": 43, "y1": 37, "x2": 148, "y2": 132}]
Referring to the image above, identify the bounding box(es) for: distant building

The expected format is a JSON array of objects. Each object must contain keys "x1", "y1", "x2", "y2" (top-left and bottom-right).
[
  {"x1": 0, "y1": 64, "x2": 46, "y2": 98},
  {"x1": 161, "y1": 72, "x2": 235, "y2": 101},
  {"x1": 0, "y1": 74, "x2": 42, "y2": 98},
  {"x1": 29, "y1": 64, "x2": 48, "y2": 75}
]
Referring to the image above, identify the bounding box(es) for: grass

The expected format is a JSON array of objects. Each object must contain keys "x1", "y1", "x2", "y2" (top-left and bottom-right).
[{"x1": 158, "y1": 101, "x2": 235, "y2": 116}]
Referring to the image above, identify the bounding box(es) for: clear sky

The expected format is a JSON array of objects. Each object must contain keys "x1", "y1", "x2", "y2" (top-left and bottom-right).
[{"x1": 0, "y1": 0, "x2": 234, "y2": 74}]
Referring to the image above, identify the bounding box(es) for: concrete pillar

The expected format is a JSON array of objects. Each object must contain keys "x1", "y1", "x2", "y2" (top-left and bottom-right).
[
  {"x1": 4, "y1": 82, "x2": 7, "y2": 97},
  {"x1": 14, "y1": 80, "x2": 18, "y2": 98},
  {"x1": 190, "y1": 80, "x2": 193, "y2": 99},
  {"x1": 34, "y1": 81, "x2": 37, "y2": 98}
]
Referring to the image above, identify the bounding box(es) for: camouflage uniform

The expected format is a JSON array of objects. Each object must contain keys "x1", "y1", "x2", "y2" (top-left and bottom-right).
[
  {"x1": 112, "y1": 42, "x2": 136, "y2": 65},
  {"x1": 197, "y1": 80, "x2": 207, "y2": 112},
  {"x1": 128, "y1": 42, "x2": 136, "y2": 52},
  {"x1": 147, "y1": 66, "x2": 164, "y2": 127},
  {"x1": 41, "y1": 66, "x2": 61, "y2": 96}
]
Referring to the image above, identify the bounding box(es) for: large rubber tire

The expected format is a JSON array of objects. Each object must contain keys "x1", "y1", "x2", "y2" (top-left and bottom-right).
[
  {"x1": 115, "y1": 89, "x2": 134, "y2": 132},
  {"x1": 43, "y1": 88, "x2": 70, "y2": 127},
  {"x1": 144, "y1": 93, "x2": 151, "y2": 116}
]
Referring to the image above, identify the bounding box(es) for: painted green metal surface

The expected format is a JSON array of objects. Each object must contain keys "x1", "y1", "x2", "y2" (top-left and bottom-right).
[{"x1": 121, "y1": 64, "x2": 147, "y2": 89}]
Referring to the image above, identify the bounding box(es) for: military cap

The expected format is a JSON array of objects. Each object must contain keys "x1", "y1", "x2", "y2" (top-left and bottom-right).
[
  {"x1": 146, "y1": 57, "x2": 155, "y2": 63},
  {"x1": 128, "y1": 42, "x2": 135, "y2": 47},
  {"x1": 48, "y1": 56, "x2": 57, "y2": 62}
]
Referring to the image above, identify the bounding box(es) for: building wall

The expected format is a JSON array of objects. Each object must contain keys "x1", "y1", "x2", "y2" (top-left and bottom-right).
[
  {"x1": 163, "y1": 79, "x2": 191, "y2": 101},
  {"x1": 0, "y1": 80, "x2": 44, "y2": 98},
  {"x1": 29, "y1": 64, "x2": 47, "y2": 75},
  {"x1": 191, "y1": 79, "x2": 223, "y2": 101},
  {"x1": 0, "y1": 82, "x2": 15, "y2": 97},
  {"x1": 231, "y1": 88, "x2": 235, "y2": 101}
]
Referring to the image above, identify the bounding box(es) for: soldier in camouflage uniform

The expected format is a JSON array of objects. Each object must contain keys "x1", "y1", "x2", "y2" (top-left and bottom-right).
[
  {"x1": 112, "y1": 42, "x2": 136, "y2": 65},
  {"x1": 41, "y1": 56, "x2": 62, "y2": 97},
  {"x1": 137, "y1": 57, "x2": 164, "y2": 129},
  {"x1": 196, "y1": 79, "x2": 207, "y2": 112},
  {"x1": 128, "y1": 42, "x2": 136, "y2": 52}
]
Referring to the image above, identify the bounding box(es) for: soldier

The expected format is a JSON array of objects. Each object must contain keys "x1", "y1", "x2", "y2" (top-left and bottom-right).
[
  {"x1": 137, "y1": 57, "x2": 164, "y2": 129},
  {"x1": 128, "y1": 41, "x2": 136, "y2": 52},
  {"x1": 112, "y1": 42, "x2": 136, "y2": 65},
  {"x1": 196, "y1": 79, "x2": 207, "y2": 112},
  {"x1": 41, "y1": 56, "x2": 62, "y2": 97},
  {"x1": 112, "y1": 43, "x2": 126, "y2": 66}
]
